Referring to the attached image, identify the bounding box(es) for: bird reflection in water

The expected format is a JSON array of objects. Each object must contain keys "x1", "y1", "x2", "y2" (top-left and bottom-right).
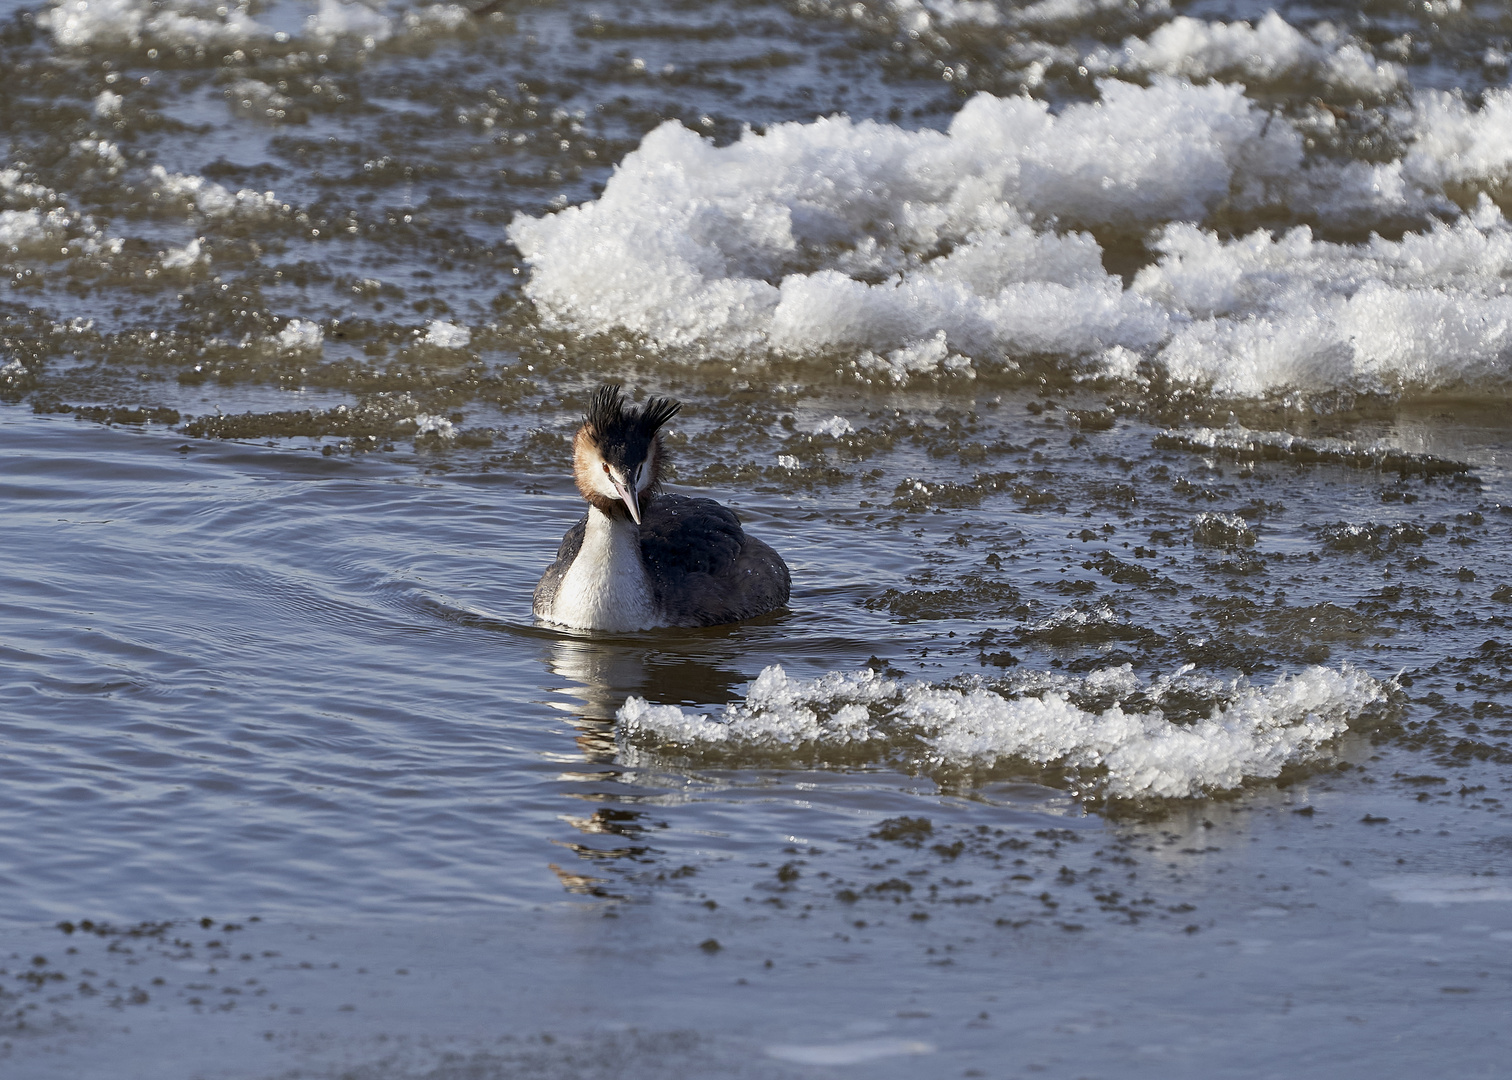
[{"x1": 541, "y1": 631, "x2": 752, "y2": 895}]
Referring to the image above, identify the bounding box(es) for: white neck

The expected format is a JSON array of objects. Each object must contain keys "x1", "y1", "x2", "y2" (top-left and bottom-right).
[{"x1": 546, "y1": 506, "x2": 660, "y2": 631}]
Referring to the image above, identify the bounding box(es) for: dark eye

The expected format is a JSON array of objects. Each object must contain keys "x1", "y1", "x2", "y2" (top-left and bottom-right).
[{"x1": 602, "y1": 463, "x2": 611, "y2": 474}]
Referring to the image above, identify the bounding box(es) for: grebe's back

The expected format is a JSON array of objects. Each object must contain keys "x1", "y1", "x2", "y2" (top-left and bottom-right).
[{"x1": 533, "y1": 386, "x2": 790, "y2": 631}]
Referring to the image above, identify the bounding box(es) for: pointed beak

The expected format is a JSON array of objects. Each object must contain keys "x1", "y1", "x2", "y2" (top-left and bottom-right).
[{"x1": 613, "y1": 480, "x2": 641, "y2": 525}]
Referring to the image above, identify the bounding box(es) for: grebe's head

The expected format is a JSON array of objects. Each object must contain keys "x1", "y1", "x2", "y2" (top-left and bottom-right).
[{"x1": 572, "y1": 384, "x2": 681, "y2": 524}]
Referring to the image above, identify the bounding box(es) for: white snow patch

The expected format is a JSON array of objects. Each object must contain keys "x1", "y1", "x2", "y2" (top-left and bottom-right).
[{"x1": 813, "y1": 415, "x2": 854, "y2": 437}]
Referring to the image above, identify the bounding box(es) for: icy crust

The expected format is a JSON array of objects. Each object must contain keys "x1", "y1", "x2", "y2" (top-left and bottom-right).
[
  {"x1": 1085, "y1": 13, "x2": 1403, "y2": 98},
  {"x1": 510, "y1": 77, "x2": 1512, "y2": 395},
  {"x1": 618, "y1": 663, "x2": 1390, "y2": 800}
]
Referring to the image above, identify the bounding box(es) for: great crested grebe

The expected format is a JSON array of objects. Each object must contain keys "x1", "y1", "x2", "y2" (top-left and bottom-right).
[{"x1": 533, "y1": 385, "x2": 791, "y2": 631}]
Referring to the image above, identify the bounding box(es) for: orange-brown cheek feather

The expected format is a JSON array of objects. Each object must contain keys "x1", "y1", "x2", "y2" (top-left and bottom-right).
[{"x1": 573, "y1": 426, "x2": 623, "y2": 516}]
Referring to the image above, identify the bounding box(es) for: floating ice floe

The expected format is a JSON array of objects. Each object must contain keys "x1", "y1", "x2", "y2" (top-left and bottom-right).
[
  {"x1": 812, "y1": 415, "x2": 854, "y2": 437},
  {"x1": 619, "y1": 663, "x2": 1391, "y2": 800},
  {"x1": 512, "y1": 71, "x2": 1512, "y2": 397},
  {"x1": 510, "y1": 79, "x2": 1262, "y2": 365}
]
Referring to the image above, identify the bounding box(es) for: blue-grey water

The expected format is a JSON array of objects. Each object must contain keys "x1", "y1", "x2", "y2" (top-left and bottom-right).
[{"x1": 3, "y1": 0, "x2": 1512, "y2": 1076}]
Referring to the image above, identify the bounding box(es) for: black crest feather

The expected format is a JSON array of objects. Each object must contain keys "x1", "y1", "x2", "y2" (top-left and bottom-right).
[{"x1": 584, "y1": 384, "x2": 681, "y2": 469}]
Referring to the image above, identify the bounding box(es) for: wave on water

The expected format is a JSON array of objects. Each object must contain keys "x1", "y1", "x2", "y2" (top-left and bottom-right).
[
  {"x1": 618, "y1": 663, "x2": 1394, "y2": 800},
  {"x1": 511, "y1": 72, "x2": 1512, "y2": 397}
]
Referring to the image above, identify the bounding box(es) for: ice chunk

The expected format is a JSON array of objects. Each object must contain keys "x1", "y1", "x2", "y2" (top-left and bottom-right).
[
  {"x1": 38, "y1": 0, "x2": 273, "y2": 50},
  {"x1": 226, "y1": 78, "x2": 293, "y2": 120},
  {"x1": 1137, "y1": 207, "x2": 1512, "y2": 395},
  {"x1": 160, "y1": 237, "x2": 206, "y2": 270},
  {"x1": 306, "y1": 0, "x2": 472, "y2": 48},
  {"x1": 510, "y1": 74, "x2": 1512, "y2": 396},
  {"x1": 510, "y1": 81, "x2": 1271, "y2": 369},
  {"x1": 1086, "y1": 13, "x2": 1403, "y2": 98},
  {"x1": 148, "y1": 166, "x2": 284, "y2": 220},
  {"x1": 422, "y1": 320, "x2": 471, "y2": 348},
  {"x1": 412, "y1": 414, "x2": 456, "y2": 437},
  {"x1": 307, "y1": 0, "x2": 394, "y2": 46},
  {"x1": 1403, "y1": 88, "x2": 1512, "y2": 197},
  {"x1": 619, "y1": 663, "x2": 1389, "y2": 800},
  {"x1": 276, "y1": 319, "x2": 324, "y2": 352},
  {"x1": 0, "y1": 209, "x2": 60, "y2": 254}
]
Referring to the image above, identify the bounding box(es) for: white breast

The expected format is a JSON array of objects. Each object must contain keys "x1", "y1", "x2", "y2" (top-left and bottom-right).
[{"x1": 544, "y1": 508, "x2": 661, "y2": 631}]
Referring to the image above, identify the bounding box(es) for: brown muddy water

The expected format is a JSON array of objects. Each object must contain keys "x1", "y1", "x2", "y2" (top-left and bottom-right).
[{"x1": 3, "y1": 0, "x2": 1512, "y2": 1076}]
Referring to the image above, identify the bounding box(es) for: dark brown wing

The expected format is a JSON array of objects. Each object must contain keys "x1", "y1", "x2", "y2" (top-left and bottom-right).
[
  {"x1": 533, "y1": 513, "x2": 587, "y2": 617},
  {"x1": 639, "y1": 493, "x2": 791, "y2": 627}
]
